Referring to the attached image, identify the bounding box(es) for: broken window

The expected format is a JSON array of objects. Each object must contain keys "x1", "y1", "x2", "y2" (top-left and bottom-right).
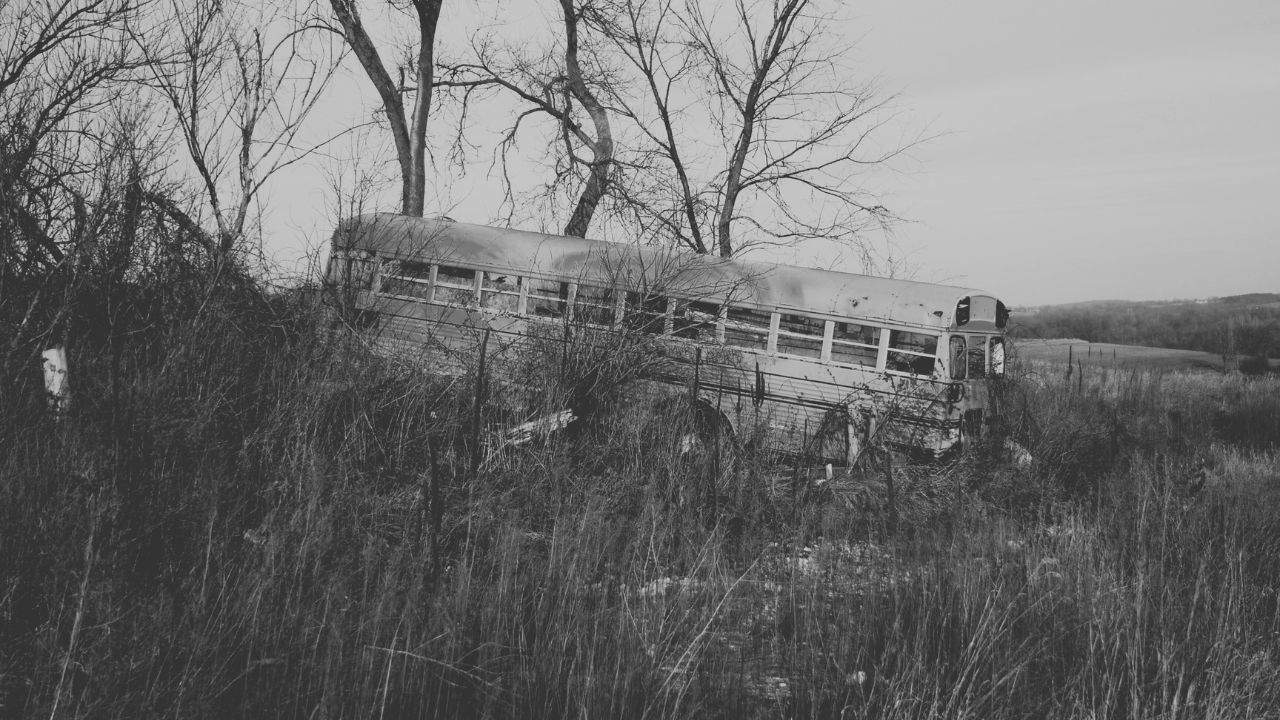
[
  {"x1": 673, "y1": 300, "x2": 719, "y2": 340},
  {"x1": 480, "y1": 272, "x2": 521, "y2": 314},
  {"x1": 623, "y1": 292, "x2": 669, "y2": 334},
  {"x1": 831, "y1": 322, "x2": 880, "y2": 367},
  {"x1": 527, "y1": 278, "x2": 569, "y2": 319},
  {"x1": 432, "y1": 265, "x2": 477, "y2": 305},
  {"x1": 574, "y1": 284, "x2": 617, "y2": 325},
  {"x1": 723, "y1": 306, "x2": 770, "y2": 350},
  {"x1": 379, "y1": 260, "x2": 433, "y2": 300},
  {"x1": 886, "y1": 330, "x2": 938, "y2": 376},
  {"x1": 777, "y1": 313, "x2": 824, "y2": 358},
  {"x1": 955, "y1": 296, "x2": 970, "y2": 326},
  {"x1": 967, "y1": 335, "x2": 987, "y2": 378},
  {"x1": 989, "y1": 337, "x2": 1006, "y2": 375},
  {"x1": 950, "y1": 336, "x2": 967, "y2": 380}
]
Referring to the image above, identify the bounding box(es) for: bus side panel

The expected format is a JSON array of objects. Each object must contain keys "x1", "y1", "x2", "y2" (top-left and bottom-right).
[
  {"x1": 349, "y1": 292, "x2": 964, "y2": 462},
  {"x1": 355, "y1": 293, "x2": 527, "y2": 373},
  {"x1": 640, "y1": 349, "x2": 963, "y2": 462},
  {"x1": 731, "y1": 355, "x2": 959, "y2": 460}
]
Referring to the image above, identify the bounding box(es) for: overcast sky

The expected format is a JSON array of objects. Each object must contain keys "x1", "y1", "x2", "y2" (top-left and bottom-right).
[{"x1": 266, "y1": 0, "x2": 1280, "y2": 306}]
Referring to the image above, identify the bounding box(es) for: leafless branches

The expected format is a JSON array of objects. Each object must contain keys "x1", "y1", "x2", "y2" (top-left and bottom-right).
[
  {"x1": 133, "y1": 0, "x2": 342, "y2": 256},
  {"x1": 442, "y1": 0, "x2": 910, "y2": 258},
  {"x1": 438, "y1": 0, "x2": 617, "y2": 238},
  {"x1": 678, "y1": 0, "x2": 909, "y2": 256},
  {"x1": 0, "y1": 0, "x2": 140, "y2": 271}
]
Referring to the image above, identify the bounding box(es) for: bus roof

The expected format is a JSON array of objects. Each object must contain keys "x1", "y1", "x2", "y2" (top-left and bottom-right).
[{"x1": 334, "y1": 213, "x2": 998, "y2": 330}]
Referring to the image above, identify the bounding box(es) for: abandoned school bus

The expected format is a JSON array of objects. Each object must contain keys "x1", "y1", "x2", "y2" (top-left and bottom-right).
[{"x1": 329, "y1": 213, "x2": 1008, "y2": 464}]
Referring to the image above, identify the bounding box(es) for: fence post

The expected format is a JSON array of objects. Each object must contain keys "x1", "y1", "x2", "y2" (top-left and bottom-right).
[
  {"x1": 425, "y1": 435, "x2": 442, "y2": 581},
  {"x1": 470, "y1": 328, "x2": 490, "y2": 480}
]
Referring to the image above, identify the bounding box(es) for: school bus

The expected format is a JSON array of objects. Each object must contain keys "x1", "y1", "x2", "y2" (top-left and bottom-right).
[{"x1": 328, "y1": 213, "x2": 1008, "y2": 464}]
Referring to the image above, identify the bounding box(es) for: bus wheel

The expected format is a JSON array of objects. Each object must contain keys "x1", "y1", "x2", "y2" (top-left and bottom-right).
[
  {"x1": 651, "y1": 397, "x2": 738, "y2": 474},
  {"x1": 809, "y1": 405, "x2": 858, "y2": 469}
]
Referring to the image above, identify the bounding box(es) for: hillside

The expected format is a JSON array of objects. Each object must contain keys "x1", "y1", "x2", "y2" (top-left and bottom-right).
[{"x1": 1011, "y1": 293, "x2": 1280, "y2": 359}]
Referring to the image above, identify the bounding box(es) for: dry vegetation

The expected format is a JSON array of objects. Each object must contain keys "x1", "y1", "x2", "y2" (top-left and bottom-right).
[
  {"x1": 5, "y1": 2, "x2": 1278, "y2": 715},
  {"x1": 3, "y1": 271, "x2": 1280, "y2": 719}
]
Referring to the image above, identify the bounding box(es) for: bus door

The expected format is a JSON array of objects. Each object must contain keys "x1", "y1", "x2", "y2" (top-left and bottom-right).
[{"x1": 949, "y1": 334, "x2": 994, "y2": 441}]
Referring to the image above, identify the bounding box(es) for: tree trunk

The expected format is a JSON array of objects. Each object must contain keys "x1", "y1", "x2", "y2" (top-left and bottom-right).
[
  {"x1": 329, "y1": 0, "x2": 442, "y2": 217},
  {"x1": 405, "y1": 0, "x2": 443, "y2": 217},
  {"x1": 717, "y1": 101, "x2": 756, "y2": 257},
  {"x1": 559, "y1": 0, "x2": 612, "y2": 238}
]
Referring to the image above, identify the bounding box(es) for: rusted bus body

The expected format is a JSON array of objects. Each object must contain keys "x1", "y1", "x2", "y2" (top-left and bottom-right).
[{"x1": 328, "y1": 213, "x2": 1008, "y2": 462}]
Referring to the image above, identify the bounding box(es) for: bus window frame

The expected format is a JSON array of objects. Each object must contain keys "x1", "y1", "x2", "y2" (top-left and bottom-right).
[
  {"x1": 572, "y1": 282, "x2": 619, "y2": 327},
  {"x1": 479, "y1": 271, "x2": 522, "y2": 315},
  {"x1": 671, "y1": 299, "x2": 721, "y2": 341},
  {"x1": 885, "y1": 329, "x2": 940, "y2": 378},
  {"x1": 524, "y1": 275, "x2": 571, "y2": 320},
  {"x1": 722, "y1": 304, "x2": 771, "y2": 351},
  {"x1": 776, "y1": 312, "x2": 825, "y2": 359},
  {"x1": 989, "y1": 336, "x2": 1006, "y2": 375},
  {"x1": 377, "y1": 259, "x2": 435, "y2": 301},
  {"x1": 622, "y1": 291, "x2": 671, "y2": 335},
  {"x1": 432, "y1": 264, "x2": 480, "y2": 306},
  {"x1": 828, "y1": 321, "x2": 881, "y2": 368},
  {"x1": 966, "y1": 334, "x2": 988, "y2": 378},
  {"x1": 950, "y1": 335, "x2": 967, "y2": 380}
]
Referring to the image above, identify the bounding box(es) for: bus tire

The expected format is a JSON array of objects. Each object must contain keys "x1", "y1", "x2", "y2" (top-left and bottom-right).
[{"x1": 651, "y1": 397, "x2": 738, "y2": 473}]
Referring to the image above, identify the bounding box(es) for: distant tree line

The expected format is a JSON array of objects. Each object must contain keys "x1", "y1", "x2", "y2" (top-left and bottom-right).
[{"x1": 1012, "y1": 296, "x2": 1280, "y2": 359}]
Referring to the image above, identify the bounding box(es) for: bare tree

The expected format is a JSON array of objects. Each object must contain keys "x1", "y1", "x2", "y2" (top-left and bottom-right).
[
  {"x1": 442, "y1": 0, "x2": 907, "y2": 259},
  {"x1": 682, "y1": 0, "x2": 905, "y2": 257},
  {"x1": 556, "y1": 0, "x2": 615, "y2": 237},
  {"x1": 585, "y1": 0, "x2": 709, "y2": 252},
  {"x1": 0, "y1": 1, "x2": 258, "y2": 394},
  {"x1": 326, "y1": 0, "x2": 442, "y2": 217},
  {"x1": 0, "y1": 1, "x2": 143, "y2": 378},
  {"x1": 134, "y1": 0, "x2": 341, "y2": 256},
  {"x1": 0, "y1": 0, "x2": 140, "y2": 270},
  {"x1": 438, "y1": 0, "x2": 615, "y2": 238}
]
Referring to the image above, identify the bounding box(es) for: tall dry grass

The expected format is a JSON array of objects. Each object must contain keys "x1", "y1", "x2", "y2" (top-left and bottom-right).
[{"x1": 3, "y1": 273, "x2": 1279, "y2": 718}]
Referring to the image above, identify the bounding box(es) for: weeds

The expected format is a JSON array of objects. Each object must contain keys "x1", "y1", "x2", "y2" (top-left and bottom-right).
[{"x1": 3, "y1": 274, "x2": 1279, "y2": 718}]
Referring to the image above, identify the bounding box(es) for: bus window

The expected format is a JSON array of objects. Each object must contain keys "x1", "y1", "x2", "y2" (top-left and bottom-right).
[
  {"x1": 723, "y1": 306, "x2": 769, "y2": 350},
  {"x1": 624, "y1": 292, "x2": 668, "y2": 334},
  {"x1": 674, "y1": 300, "x2": 719, "y2": 340},
  {"x1": 574, "y1": 284, "x2": 616, "y2": 325},
  {"x1": 887, "y1": 330, "x2": 938, "y2": 376},
  {"x1": 950, "y1": 336, "x2": 967, "y2": 380},
  {"x1": 777, "y1": 313, "x2": 824, "y2": 358},
  {"x1": 433, "y1": 265, "x2": 477, "y2": 305},
  {"x1": 480, "y1": 272, "x2": 520, "y2": 314},
  {"x1": 380, "y1": 260, "x2": 433, "y2": 300},
  {"x1": 527, "y1": 278, "x2": 569, "y2": 319},
  {"x1": 966, "y1": 335, "x2": 987, "y2": 378},
  {"x1": 990, "y1": 337, "x2": 1006, "y2": 375},
  {"x1": 831, "y1": 322, "x2": 879, "y2": 367}
]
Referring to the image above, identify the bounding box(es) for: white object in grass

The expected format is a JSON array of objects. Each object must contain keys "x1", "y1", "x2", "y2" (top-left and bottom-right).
[{"x1": 41, "y1": 347, "x2": 70, "y2": 414}]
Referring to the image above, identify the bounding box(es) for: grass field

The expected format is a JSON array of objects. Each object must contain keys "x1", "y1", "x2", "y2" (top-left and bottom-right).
[
  {"x1": 3, "y1": 277, "x2": 1280, "y2": 718},
  {"x1": 1016, "y1": 338, "x2": 1232, "y2": 372}
]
